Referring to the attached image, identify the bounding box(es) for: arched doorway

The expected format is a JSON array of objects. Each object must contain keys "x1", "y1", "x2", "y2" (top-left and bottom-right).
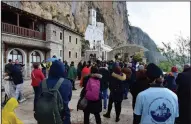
[
  {"x1": 29, "y1": 50, "x2": 44, "y2": 77},
  {"x1": 29, "y1": 50, "x2": 44, "y2": 64},
  {"x1": 7, "y1": 48, "x2": 27, "y2": 78},
  {"x1": 8, "y1": 48, "x2": 26, "y2": 64},
  {"x1": 31, "y1": 51, "x2": 41, "y2": 63}
]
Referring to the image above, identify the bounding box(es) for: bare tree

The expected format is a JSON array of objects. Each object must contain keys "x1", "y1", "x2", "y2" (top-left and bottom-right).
[{"x1": 158, "y1": 35, "x2": 190, "y2": 68}]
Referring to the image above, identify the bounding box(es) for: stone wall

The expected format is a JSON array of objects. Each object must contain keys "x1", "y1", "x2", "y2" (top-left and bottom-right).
[
  {"x1": 63, "y1": 30, "x2": 82, "y2": 66},
  {"x1": 46, "y1": 23, "x2": 64, "y2": 44}
]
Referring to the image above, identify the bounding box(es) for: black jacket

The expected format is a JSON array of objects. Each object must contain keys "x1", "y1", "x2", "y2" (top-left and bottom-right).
[
  {"x1": 11, "y1": 64, "x2": 23, "y2": 85},
  {"x1": 80, "y1": 74, "x2": 103, "y2": 114},
  {"x1": 176, "y1": 68, "x2": 191, "y2": 124},
  {"x1": 99, "y1": 67, "x2": 110, "y2": 90},
  {"x1": 109, "y1": 72, "x2": 126, "y2": 102},
  {"x1": 4, "y1": 63, "x2": 13, "y2": 81},
  {"x1": 130, "y1": 70, "x2": 149, "y2": 110}
]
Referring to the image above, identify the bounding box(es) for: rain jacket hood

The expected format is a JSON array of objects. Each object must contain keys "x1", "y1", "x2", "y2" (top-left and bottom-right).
[
  {"x1": 2, "y1": 98, "x2": 23, "y2": 124},
  {"x1": 48, "y1": 60, "x2": 66, "y2": 78}
]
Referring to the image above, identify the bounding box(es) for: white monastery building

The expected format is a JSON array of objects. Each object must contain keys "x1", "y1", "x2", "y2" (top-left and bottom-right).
[{"x1": 85, "y1": 8, "x2": 112, "y2": 61}]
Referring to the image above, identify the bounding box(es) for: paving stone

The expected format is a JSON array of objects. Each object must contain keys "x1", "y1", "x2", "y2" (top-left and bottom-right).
[{"x1": 11, "y1": 80, "x2": 133, "y2": 124}]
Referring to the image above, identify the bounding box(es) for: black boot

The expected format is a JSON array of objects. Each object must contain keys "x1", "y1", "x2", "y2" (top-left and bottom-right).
[
  {"x1": 103, "y1": 113, "x2": 110, "y2": 118},
  {"x1": 115, "y1": 118, "x2": 120, "y2": 122}
]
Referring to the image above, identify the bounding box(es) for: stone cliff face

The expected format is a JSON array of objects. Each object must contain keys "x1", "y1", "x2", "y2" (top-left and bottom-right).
[
  {"x1": 128, "y1": 26, "x2": 164, "y2": 63},
  {"x1": 4, "y1": 1, "x2": 162, "y2": 63},
  {"x1": 18, "y1": 1, "x2": 129, "y2": 47}
]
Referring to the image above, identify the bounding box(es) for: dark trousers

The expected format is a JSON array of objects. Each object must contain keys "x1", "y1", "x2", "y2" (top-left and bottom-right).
[
  {"x1": 71, "y1": 80, "x2": 75, "y2": 89},
  {"x1": 84, "y1": 112, "x2": 101, "y2": 124},
  {"x1": 42, "y1": 69, "x2": 46, "y2": 78},
  {"x1": 107, "y1": 95, "x2": 122, "y2": 119},
  {"x1": 33, "y1": 86, "x2": 39, "y2": 111},
  {"x1": 77, "y1": 71, "x2": 81, "y2": 80},
  {"x1": 67, "y1": 78, "x2": 76, "y2": 89}
]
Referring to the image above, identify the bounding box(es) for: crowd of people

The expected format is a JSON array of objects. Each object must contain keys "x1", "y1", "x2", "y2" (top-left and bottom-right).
[{"x1": 2, "y1": 55, "x2": 191, "y2": 124}]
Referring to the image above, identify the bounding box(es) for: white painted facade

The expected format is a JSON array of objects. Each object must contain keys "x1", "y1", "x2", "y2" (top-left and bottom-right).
[{"x1": 85, "y1": 8, "x2": 112, "y2": 61}]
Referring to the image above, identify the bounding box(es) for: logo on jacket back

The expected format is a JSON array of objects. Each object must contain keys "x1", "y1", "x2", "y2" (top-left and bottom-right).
[{"x1": 149, "y1": 97, "x2": 173, "y2": 123}]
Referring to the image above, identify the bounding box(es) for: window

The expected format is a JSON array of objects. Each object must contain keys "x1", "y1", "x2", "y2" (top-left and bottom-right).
[
  {"x1": 31, "y1": 51, "x2": 41, "y2": 63},
  {"x1": 60, "y1": 50, "x2": 62, "y2": 57},
  {"x1": 53, "y1": 30, "x2": 56, "y2": 36},
  {"x1": 9, "y1": 49, "x2": 23, "y2": 64},
  {"x1": 94, "y1": 40, "x2": 95, "y2": 43},
  {"x1": 93, "y1": 10, "x2": 95, "y2": 17},
  {"x1": 60, "y1": 32, "x2": 62, "y2": 40},
  {"x1": 69, "y1": 36, "x2": 71, "y2": 42},
  {"x1": 69, "y1": 51, "x2": 71, "y2": 58},
  {"x1": 76, "y1": 52, "x2": 78, "y2": 58},
  {"x1": 93, "y1": 46, "x2": 95, "y2": 50},
  {"x1": 76, "y1": 38, "x2": 78, "y2": 44}
]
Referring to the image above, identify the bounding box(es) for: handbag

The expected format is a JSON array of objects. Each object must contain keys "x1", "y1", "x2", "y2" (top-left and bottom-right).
[{"x1": 77, "y1": 97, "x2": 88, "y2": 110}]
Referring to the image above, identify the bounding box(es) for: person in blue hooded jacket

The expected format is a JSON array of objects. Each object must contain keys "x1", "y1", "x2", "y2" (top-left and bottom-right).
[{"x1": 36, "y1": 60, "x2": 72, "y2": 124}]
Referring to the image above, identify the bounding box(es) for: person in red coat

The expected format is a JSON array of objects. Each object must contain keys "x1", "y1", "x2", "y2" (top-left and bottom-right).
[{"x1": 31, "y1": 62, "x2": 45, "y2": 111}]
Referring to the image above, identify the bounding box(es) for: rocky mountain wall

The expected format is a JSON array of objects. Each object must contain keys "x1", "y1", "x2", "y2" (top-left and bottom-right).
[
  {"x1": 14, "y1": 1, "x2": 129, "y2": 47},
  {"x1": 128, "y1": 26, "x2": 165, "y2": 63},
  {"x1": 3, "y1": 1, "x2": 163, "y2": 63}
]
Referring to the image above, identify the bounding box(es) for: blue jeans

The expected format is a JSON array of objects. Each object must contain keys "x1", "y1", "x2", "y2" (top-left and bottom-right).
[
  {"x1": 15, "y1": 83, "x2": 23, "y2": 100},
  {"x1": 102, "y1": 89, "x2": 108, "y2": 109},
  {"x1": 124, "y1": 88, "x2": 129, "y2": 98}
]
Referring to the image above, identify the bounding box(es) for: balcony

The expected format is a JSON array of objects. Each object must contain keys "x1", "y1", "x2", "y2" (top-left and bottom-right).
[{"x1": 2, "y1": 22, "x2": 46, "y2": 41}]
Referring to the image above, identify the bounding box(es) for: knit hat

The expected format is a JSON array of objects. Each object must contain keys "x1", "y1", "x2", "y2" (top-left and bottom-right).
[
  {"x1": 171, "y1": 66, "x2": 178, "y2": 72},
  {"x1": 146, "y1": 63, "x2": 163, "y2": 80}
]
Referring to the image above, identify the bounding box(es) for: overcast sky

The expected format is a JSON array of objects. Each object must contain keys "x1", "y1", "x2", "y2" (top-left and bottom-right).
[{"x1": 127, "y1": 2, "x2": 190, "y2": 47}]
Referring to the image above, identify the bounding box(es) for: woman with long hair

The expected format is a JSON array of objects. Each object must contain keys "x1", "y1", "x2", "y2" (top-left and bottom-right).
[
  {"x1": 122, "y1": 67, "x2": 132, "y2": 99},
  {"x1": 103, "y1": 66, "x2": 126, "y2": 122},
  {"x1": 130, "y1": 65, "x2": 149, "y2": 110}
]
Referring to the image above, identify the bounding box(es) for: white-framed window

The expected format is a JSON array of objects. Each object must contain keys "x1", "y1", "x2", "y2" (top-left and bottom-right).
[
  {"x1": 93, "y1": 10, "x2": 95, "y2": 17},
  {"x1": 60, "y1": 50, "x2": 62, "y2": 57},
  {"x1": 31, "y1": 51, "x2": 41, "y2": 63},
  {"x1": 69, "y1": 51, "x2": 71, "y2": 58},
  {"x1": 60, "y1": 32, "x2": 62, "y2": 40},
  {"x1": 76, "y1": 38, "x2": 78, "y2": 44},
  {"x1": 9, "y1": 49, "x2": 23, "y2": 64},
  {"x1": 53, "y1": 30, "x2": 56, "y2": 36},
  {"x1": 69, "y1": 36, "x2": 71, "y2": 42},
  {"x1": 76, "y1": 52, "x2": 78, "y2": 58}
]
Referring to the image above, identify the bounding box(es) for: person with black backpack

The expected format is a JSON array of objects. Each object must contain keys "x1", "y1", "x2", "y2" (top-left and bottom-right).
[{"x1": 34, "y1": 60, "x2": 72, "y2": 124}]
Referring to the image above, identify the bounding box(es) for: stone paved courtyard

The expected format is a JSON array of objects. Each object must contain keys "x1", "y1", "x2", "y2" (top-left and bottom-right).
[{"x1": 3, "y1": 80, "x2": 133, "y2": 124}]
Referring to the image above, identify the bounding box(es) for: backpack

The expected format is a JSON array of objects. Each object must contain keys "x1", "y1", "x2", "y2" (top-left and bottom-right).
[
  {"x1": 34, "y1": 78, "x2": 64, "y2": 124},
  {"x1": 85, "y1": 78, "x2": 100, "y2": 101}
]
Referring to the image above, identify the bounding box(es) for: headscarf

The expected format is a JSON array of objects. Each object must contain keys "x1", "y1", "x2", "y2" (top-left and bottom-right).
[{"x1": 2, "y1": 98, "x2": 23, "y2": 124}]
